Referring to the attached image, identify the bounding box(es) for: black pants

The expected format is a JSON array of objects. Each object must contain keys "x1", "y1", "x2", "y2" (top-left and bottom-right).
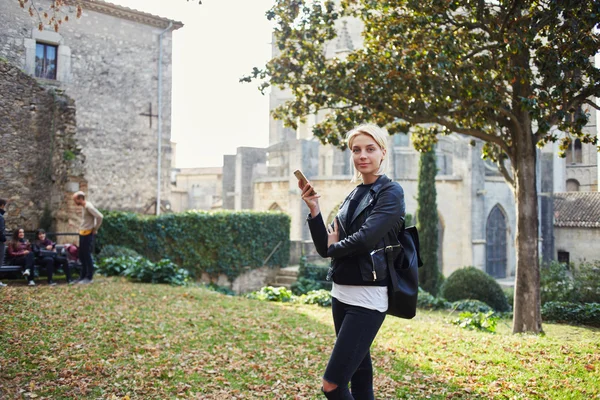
[
  {"x1": 0, "y1": 242, "x2": 5, "y2": 268},
  {"x1": 79, "y1": 234, "x2": 95, "y2": 280},
  {"x1": 323, "y1": 297, "x2": 386, "y2": 400},
  {"x1": 10, "y1": 253, "x2": 35, "y2": 282},
  {"x1": 38, "y1": 256, "x2": 71, "y2": 282}
]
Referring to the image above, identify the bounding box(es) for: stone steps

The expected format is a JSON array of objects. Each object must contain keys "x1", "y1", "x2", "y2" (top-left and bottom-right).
[{"x1": 271, "y1": 265, "x2": 299, "y2": 289}]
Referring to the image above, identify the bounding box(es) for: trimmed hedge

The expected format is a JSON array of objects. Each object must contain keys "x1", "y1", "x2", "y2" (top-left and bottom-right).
[
  {"x1": 440, "y1": 266, "x2": 510, "y2": 312},
  {"x1": 542, "y1": 302, "x2": 600, "y2": 327},
  {"x1": 96, "y1": 210, "x2": 290, "y2": 280}
]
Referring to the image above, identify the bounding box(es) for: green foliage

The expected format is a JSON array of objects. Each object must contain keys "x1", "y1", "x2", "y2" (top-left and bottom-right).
[
  {"x1": 294, "y1": 289, "x2": 332, "y2": 307},
  {"x1": 541, "y1": 261, "x2": 576, "y2": 304},
  {"x1": 291, "y1": 259, "x2": 331, "y2": 295},
  {"x1": 440, "y1": 267, "x2": 510, "y2": 312},
  {"x1": 97, "y1": 256, "x2": 131, "y2": 277},
  {"x1": 404, "y1": 213, "x2": 413, "y2": 227},
  {"x1": 97, "y1": 256, "x2": 189, "y2": 286},
  {"x1": 96, "y1": 210, "x2": 290, "y2": 281},
  {"x1": 542, "y1": 302, "x2": 600, "y2": 327},
  {"x1": 417, "y1": 287, "x2": 451, "y2": 310},
  {"x1": 98, "y1": 245, "x2": 141, "y2": 261},
  {"x1": 39, "y1": 204, "x2": 53, "y2": 232},
  {"x1": 452, "y1": 311, "x2": 499, "y2": 333},
  {"x1": 123, "y1": 257, "x2": 189, "y2": 286},
  {"x1": 246, "y1": 286, "x2": 293, "y2": 302},
  {"x1": 541, "y1": 260, "x2": 600, "y2": 305},
  {"x1": 63, "y1": 150, "x2": 76, "y2": 161},
  {"x1": 503, "y1": 287, "x2": 514, "y2": 309},
  {"x1": 451, "y1": 300, "x2": 493, "y2": 314},
  {"x1": 416, "y1": 149, "x2": 440, "y2": 295},
  {"x1": 202, "y1": 283, "x2": 236, "y2": 296},
  {"x1": 571, "y1": 261, "x2": 600, "y2": 304}
]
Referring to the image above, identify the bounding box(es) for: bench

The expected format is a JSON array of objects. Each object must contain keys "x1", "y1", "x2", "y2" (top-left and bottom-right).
[{"x1": 1, "y1": 235, "x2": 83, "y2": 280}]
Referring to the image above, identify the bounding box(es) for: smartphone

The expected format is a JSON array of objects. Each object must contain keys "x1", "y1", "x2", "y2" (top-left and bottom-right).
[{"x1": 294, "y1": 169, "x2": 316, "y2": 195}]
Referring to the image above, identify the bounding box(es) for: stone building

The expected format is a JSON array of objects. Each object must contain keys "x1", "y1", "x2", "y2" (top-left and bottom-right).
[
  {"x1": 0, "y1": 0, "x2": 182, "y2": 231},
  {"x1": 248, "y1": 15, "x2": 599, "y2": 276},
  {"x1": 170, "y1": 167, "x2": 223, "y2": 212}
]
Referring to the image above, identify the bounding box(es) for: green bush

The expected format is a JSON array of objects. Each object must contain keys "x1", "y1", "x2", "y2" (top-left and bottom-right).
[
  {"x1": 542, "y1": 302, "x2": 600, "y2": 327},
  {"x1": 541, "y1": 261, "x2": 576, "y2": 304},
  {"x1": 451, "y1": 311, "x2": 499, "y2": 333},
  {"x1": 572, "y1": 261, "x2": 600, "y2": 304},
  {"x1": 440, "y1": 266, "x2": 510, "y2": 312},
  {"x1": 246, "y1": 286, "x2": 293, "y2": 302},
  {"x1": 97, "y1": 210, "x2": 290, "y2": 281},
  {"x1": 202, "y1": 283, "x2": 235, "y2": 296},
  {"x1": 451, "y1": 299, "x2": 493, "y2": 313},
  {"x1": 503, "y1": 287, "x2": 514, "y2": 309},
  {"x1": 97, "y1": 256, "x2": 132, "y2": 277},
  {"x1": 295, "y1": 289, "x2": 332, "y2": 307},
  {"x1": 98, "y1": 245, "x2": 141, "y2": 261},
  {"x1": 122, "y1": 257, "x2": 189, "y2": 286},
  {"x1": 291, "y1": 258, "x2": 331, "y2": 295},
  {"x1": 417, "y1": 287, "x2": 451, "y2": 310}
]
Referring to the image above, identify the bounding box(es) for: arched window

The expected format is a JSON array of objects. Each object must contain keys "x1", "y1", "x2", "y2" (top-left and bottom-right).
[
  {"x1": 565, "y1": 139, "x2": 583, "y2": 164},
  {"x1": 566, "y1": 179, "x2": 580, "y2": 192},
  {"x1": 486, "y1": 205, "x2": 507, "y2": 279}
]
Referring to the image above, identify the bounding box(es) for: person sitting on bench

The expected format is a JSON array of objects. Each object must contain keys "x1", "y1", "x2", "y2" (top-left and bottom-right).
[
  {"x1": 7, "y1": 228, "x2": 36, "y2": 286},
  {"x1": 33, "y1": 229, "x2": 72, "y2": 285}
]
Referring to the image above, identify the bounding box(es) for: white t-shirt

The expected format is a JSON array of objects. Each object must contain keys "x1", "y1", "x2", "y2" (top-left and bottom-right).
[{"x1": 331, "y1": 282, "x2": 388, "y2": 312}]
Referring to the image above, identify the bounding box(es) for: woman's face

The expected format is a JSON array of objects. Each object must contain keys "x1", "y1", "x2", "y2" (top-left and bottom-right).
[
  {"x1": 18, "y1": 229, "x2": 24, "y2": 239},
  {"x1": 38, "y1": 232, "x2": 46, "y2": 241},
  {"x1": 351, "y1": 133, "x2": 386, "y2": 180}
]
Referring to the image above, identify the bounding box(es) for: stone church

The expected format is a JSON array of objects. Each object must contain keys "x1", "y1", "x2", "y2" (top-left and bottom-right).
[
  {"x1": 0, "y1": 0, "x2": 181, "y2": 232},
  {"x1": 225, "y1": 15, "x2": 599, "y2": 278}
]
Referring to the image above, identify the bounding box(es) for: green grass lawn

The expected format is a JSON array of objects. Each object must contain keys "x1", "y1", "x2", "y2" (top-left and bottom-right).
[{"x1": 1, "y1": 277, "x2": 598, "y2": 399}]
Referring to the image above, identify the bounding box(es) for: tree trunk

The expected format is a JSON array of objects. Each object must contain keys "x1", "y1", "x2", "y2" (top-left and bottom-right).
[{"x1": 512, "y1": 132, "x2": 543, "y2": 334}]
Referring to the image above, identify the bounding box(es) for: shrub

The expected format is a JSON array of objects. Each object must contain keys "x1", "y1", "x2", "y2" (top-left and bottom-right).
[
  {"x1": 440, "y1": 266, "x2": 510, "y2": 312},
  {"x1": 572, "y1": 261, "x2": 600, "y2": 304},
  {"x1": 295, "y1": 289, "x2": 332, "y2": 307},
  {"x1": 97, "y1": 256, "x2": 133, "y2": 277},
  {"x1": 202, "y1": 283, "x2": 235, "y2": 296},
  {"x1": 246, "y1": 286, "x2": 293, "y2": 302},
  {"x1": 503, "y1": 287, "x2": 514, "y2": 309},
  {"x1": 97, "y1": 210, "x2": 290, "y2": 281},
  {"x1": 417, "y1": 287, "x2": 451, "y2": 310},
  {"x1": 122, "y1": 257, "x2": 189, "y2": 286},
  {"x1": 541, "y1": 261, "x2": 576, "y2": 304},
  {"x1": 451, "y1": 299, "x2": 493, "y2": 313},
  {"x1": 291, "y1": 259, "x2": 331, "y2": 295},
  {"x1": 542, "y1": 302, "x2": 600, "y2": 327},
  {"x1": 451, "y1": 311, "x2": 499, "y2": 333},
  {"x1": 98, "y1": 245, "x2": 141, "y2": 261}
]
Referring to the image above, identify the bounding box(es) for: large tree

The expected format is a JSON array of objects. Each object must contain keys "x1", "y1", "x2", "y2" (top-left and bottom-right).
[{"x1": 244, "y1": 0, "x2": 600, "y2": 333}]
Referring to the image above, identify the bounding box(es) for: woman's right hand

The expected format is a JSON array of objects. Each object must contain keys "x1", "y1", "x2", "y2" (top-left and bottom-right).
[{"x1": 299, "y1": 180, "x2": 320, "y2": 217}]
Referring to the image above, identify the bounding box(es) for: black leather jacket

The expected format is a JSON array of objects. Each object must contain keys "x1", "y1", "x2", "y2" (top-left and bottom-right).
[{"x1": 307, "y1": 174, "x2": 405, "y2": 286}]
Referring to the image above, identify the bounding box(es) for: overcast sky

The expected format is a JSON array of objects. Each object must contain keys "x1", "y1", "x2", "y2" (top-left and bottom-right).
[{"x1": 109, "y1": 0, "x2": 275, "y2": 168}]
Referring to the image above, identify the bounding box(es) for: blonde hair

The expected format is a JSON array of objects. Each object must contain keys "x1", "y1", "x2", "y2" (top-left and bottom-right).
[{"x1": 347, "y1": 124, "x2": 389, "y2": 182}]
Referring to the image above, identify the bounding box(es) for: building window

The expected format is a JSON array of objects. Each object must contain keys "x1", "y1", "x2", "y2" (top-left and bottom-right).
[
  {"x1": 486, "y1": 205, "x2": 507, "y2": 279},
  {"x1": 565, "y1": 138, "x2": 583, "y2": 164},
  {"x1": 393, "y1": 134, "x2": 410, "y2": 147},
  {"x1": 35, "y1": 43, "x2": 57, "y2": 80},
  {"x1": 566, "y1": 179, "x2": 580, "y2": 192},
  {"x1": 557, "y1": 251, "x2": 570, "y2": 266}
]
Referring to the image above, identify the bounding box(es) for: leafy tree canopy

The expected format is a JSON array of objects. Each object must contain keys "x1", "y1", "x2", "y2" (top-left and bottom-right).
[{"x1": 245, "y1": 0, "x2": 599, "y2": 186}]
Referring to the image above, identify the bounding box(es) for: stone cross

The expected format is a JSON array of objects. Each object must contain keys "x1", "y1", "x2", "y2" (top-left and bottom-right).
[{"x1": 139, "y1": 102, "x2": 158, "y2": 128}]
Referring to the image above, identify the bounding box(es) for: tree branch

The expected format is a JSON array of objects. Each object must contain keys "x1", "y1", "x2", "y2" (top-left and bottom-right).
[
  {"x1": 584, "y1": 99, "x2": 600, "y2": 111},
  {"x1": 497, "y1": 156, "x2": 515, "y2": 189}
]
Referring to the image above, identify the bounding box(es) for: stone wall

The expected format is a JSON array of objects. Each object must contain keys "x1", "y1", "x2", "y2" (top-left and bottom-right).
[
  {"x1": 555, "y1": 227, "x2": 600, "y2": 263},
  {"x1": 0, "y1": 0, "x2": 176, "y2": 212},
  {"x1": 0, "y1": 60, "x2": 85, "y2": 234}
]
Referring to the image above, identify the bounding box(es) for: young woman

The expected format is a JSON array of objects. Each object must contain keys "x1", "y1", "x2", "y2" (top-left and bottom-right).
[
  {"x1": 299, "y1": 124, "x2": 405, "y2": 399},
  {"x1": 7, "y1": 228, "x2": 36, "y2": 286},
  {"x1": 33, "y1": 229, "x2": 72, "y2": 285}
]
